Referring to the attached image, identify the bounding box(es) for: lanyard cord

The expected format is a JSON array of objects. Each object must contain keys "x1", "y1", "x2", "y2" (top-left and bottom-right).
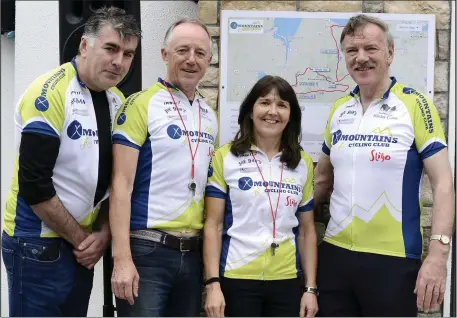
[
  {"x1": 251, "y1": 151, "x2": 284, "y2": 240},
  {"x1": 165, "y1": 85, "x2": 202, "y2": 181}
]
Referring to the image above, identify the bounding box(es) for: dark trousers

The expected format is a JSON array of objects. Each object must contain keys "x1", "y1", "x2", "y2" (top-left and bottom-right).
[
  {"x1": 2, "y1": 231, "x2": 94, "y2": 317},
  {"x1": 317, "y1": 241, "x2": 421, "y2": 317},
  {"x1": 221, "y1": 277, "x2": 302, "y2": 317},
  {"x1": 115, "y1": 237, "x2": 203, "y2": 317}
]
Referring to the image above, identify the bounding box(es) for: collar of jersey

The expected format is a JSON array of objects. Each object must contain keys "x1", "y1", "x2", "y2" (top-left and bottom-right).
[
  {"x1": 157, "y1": 77, "x2": 204, "y2": 99},
  {"x1": 349, "y1": 76, "x2": 397, "y2": 101},
  {"x1": 70, "y1": 57, "x2": 88, "y2": 89},
  {"x1": 249, "y1": 144, "x2": 283, "y2": 159}
]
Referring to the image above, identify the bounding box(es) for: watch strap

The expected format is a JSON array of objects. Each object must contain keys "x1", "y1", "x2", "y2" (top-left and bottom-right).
[
  {"x1": 304, "y1": 286, "x2": 319, "y2": 295},
  {"x1": 204, "y1": 277, "x2": 221, "y2": 286}
]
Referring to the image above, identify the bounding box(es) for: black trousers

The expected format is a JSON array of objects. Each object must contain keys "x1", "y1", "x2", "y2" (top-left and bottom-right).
[
  {"x1": 221, "y1": 277, "x2": 302, "y2": 317},
  {"x1": 317, "y1": 241, "x2": 421, "y2": 317}
]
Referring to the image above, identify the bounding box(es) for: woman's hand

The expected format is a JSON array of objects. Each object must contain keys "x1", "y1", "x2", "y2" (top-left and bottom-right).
[{"x1": 300, "y1": 292, "x2": 318, "y2": 317}]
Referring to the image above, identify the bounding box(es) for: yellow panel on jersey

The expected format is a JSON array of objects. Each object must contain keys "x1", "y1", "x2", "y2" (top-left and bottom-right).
[
  {"x1": 323, "y1": 95, "x2": 353, "y2": 155},
  {"x1": 206, "y1": 143, "x2": 314, "y2": 280},
  {"x1": 224, "y1": 239, "x2": 297, "y2": 280},
  {"x1": 322, "y1": 77, "x2": 446, "y2": 259}
]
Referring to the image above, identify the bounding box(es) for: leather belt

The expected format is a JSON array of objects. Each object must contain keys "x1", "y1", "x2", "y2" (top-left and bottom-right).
[{"x1": 130, "y1": 229, "x2": 201, "y2": 252}]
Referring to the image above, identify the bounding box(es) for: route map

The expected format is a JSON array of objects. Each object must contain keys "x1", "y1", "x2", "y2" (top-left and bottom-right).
[{"x1": 219, "y1": 11, "x2": 435, "y2": 160}]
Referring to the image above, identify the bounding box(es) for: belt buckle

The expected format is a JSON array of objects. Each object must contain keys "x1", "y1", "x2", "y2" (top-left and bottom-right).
[{"x1": 179, "y1": 238, "x2": 190, "y2": 252}]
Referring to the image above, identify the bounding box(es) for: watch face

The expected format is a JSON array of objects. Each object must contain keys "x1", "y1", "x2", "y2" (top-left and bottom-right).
[{"x1": 441, "y1": 236, "x2": 450, "y2": 244}]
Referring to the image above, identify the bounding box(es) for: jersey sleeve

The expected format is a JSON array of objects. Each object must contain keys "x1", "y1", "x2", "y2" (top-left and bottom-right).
[
  {"x1": 205, "y1": 145, "x2": 228, "y2": 199},
  {"x1": 297, "y1": 153, "x2": 315, "y2": 213},
  {"x1": 112, "y1": 92, "x2": 148, "y2": 150},
  {"x1": 411, "y1": 92, "x2": 447, "y2": 159},
  {"x1": 19, "y1": 75, "x2": 66, "y2": 138}
]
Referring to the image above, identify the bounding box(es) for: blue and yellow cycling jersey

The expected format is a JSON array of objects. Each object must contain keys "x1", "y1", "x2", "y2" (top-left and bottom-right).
[
  {"x1": 4, "y1": 60, "x2": 125, "y2": 237},
  {"x1": 206, "y1": 143, "x2": 314, "y2": 280},
  {"x1": 322, "y1": 77, "x2": 446, "y2": 259},
  {"x1": 112, "y1": 79, "x2": 218, "y2": 233}
]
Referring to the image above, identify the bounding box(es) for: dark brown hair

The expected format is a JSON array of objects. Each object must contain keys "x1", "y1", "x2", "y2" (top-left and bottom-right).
[{"x1": 230, "y1": 75, "x2": 302, "y2": 169}]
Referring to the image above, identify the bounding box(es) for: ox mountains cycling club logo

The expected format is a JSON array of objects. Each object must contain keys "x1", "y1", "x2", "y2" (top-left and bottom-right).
[
  {"x1": 67, "y1": 120, "x2": 98, "y2": 141},
  {"x1": 237, "y1": 177, "x2": 302, "y2": 195},
  {"x1": 166, "y1": 124, "x2": 215, "y2": 144},
  {"x1": 35, "y1": 96, "x2": 49, "y2": 112},
  {"x1": 332, "y1": 129, "x2": 398, "y2": 148}
]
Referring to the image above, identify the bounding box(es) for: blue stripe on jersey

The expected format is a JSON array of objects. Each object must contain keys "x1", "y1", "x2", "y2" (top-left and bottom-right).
[
  {"x1": 13, "y1": 195, "x2": 42, "y2": 236},
  {"x1": 293, "y1": 210, "x2": 301, "y2": 275},
  {"x1": 220, "y1": 188, "x2": 233, "y2": 276},
  {"x1": 205, "y1": 185, "x2": 226, "y2": 199},
  {"x1": 402, "y1": 145, "x2": 423, "y2": 259},
  {"x1": 298, "y1": 199, "x2": 314, "y2": 212},
  {"x1": 130, "y1": 134, "x2": 152, "y2": 230},
  {"x1": 322, "y1": 142, "x2": 330, "y2": 156},
  {"x1": 23, "y1": 122, "x2": 58, "y2": 137},
  {"x1": 112, "y1": 134, "x2": 141, "y2": 150},
  {"x1": 420, "y1": 142, "x2": 445, "y2": 160}
]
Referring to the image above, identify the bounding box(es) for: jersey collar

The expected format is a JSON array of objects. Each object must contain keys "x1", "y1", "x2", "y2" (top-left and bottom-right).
[
  {"x1": 249, "y1": 144, "x2": 283, "y2": 159},
  {"x1": 71, "y1": 57, "x2": 87, "y2": 89},
  {"x1": 349, "y1": 76, "x2": 397, "y2": 101},
  {"x1": 157, "y1": 77, "x2": 204, "y2": 99}
]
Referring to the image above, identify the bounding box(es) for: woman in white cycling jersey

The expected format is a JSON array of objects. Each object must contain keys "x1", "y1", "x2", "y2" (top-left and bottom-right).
[{"x1": 203, "y1": 75, "x2": 318, "y2": 317}]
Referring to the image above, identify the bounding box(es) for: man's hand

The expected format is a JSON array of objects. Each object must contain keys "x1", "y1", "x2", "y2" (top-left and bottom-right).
[
  {"x1": 73, "y1": 231, "x2": 110, "y2": 270},
  {"x1": 300, "y1": 292, "x2": 318, "y2": 318},
  {"x1": 112, "y1": 258, "x2": 139, "y2": 305},
  {"x1": 414, "y1": 251, "x2": 448, "y2": 312},
  {"x1": 204, "y1": 283, "x2": 225, "y2": 317}
]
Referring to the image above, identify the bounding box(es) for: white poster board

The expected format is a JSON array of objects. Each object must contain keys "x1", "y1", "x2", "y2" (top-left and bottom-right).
[{"x1": 219, "y1": 11, "x2": 435, "y2": 161}]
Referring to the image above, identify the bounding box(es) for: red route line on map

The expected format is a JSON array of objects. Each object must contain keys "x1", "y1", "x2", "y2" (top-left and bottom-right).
[{"x1": 292, "y1": 24, "x2": 350, "y2": 95}]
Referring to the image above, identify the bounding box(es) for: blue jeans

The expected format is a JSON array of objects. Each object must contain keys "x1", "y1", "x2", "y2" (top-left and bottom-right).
[
  {"x1": 116, "y1": 237, "x2": 203, "y2": 317},
  {"x1": 2, "y1": 231, "x2": 94, "y2": 317}
]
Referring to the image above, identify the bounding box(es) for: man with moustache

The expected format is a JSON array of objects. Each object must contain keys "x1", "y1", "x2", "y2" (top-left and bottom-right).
[
  {"x1": 314, "y1": 14, "x2": 455, "y2": 316},
  {"x1": 110, "y1": 18, "x2": 218, "y2": 317}
]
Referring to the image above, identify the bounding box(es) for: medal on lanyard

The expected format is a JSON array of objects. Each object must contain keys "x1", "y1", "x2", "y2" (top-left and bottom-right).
[
  {"x1": 251, "y1": 151, "x2": 284, "y2": 256},
  {"x1": 165, "y1": 82, "x2": 202, "y2": 196}
]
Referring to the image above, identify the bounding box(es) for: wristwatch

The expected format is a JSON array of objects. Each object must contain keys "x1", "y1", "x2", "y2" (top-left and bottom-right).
[
  {"x1": 430, "y1": 234, "x2": 451, "y2": 245},
  {"x1": 304, "y1": 286, "x2": 319, "y2": 296}
]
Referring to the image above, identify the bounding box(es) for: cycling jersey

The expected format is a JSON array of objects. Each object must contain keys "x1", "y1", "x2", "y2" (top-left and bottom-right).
[
  {"x1": 322, "y1": 77, "x2": 446, "y2": 259},
  {"x1": 206, "y1": 143, "x2": 314, "y2": 280},
  {"x1": 4, "y1": 59, "x2": 125, "y2": 237},
  {"x1": 112, "y1": 78, "x2": 218, "y2": 233}
]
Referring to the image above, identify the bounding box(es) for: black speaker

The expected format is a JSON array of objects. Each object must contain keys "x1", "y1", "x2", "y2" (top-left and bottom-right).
[
  {"x1": 1, "y1": 0, "x2": 15, "y2": 34},
  {"x1": 59, "y1": 0, "x2": 142, "y2": 97}
]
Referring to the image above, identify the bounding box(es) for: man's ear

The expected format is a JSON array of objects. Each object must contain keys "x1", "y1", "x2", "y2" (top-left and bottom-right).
[
  {"x1": 80, "y1": 37, "x2": 89, "y2": 57},
  {"x1": 161, "y1": 48, "x2": 168, "y2": 64},
  {"x1": 387, "y1": 44, "x2": 394, "y2": 66}
]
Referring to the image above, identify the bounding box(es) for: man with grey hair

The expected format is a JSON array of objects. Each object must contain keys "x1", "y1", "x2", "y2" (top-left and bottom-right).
[
  {"x1": 2, "y1": 6, "x2": 140, "y2": 317},
  {"x1": 314, "y1": 14, "x2": 454, "y2": 316},
  {"x1": 109, "y1": 18, "x2": 218, "y2": 317}
]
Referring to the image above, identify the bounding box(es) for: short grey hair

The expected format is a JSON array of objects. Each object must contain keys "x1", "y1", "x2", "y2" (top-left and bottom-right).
[
  {"x1": 83, "y1": 6, "x2": 142, "y2": 43},
  {"x1": 162, "y1": 18, "x2": 212, "y2": 53},
  {"x1": 340, "y1": 14, "x2": 394, "y2": 50}
]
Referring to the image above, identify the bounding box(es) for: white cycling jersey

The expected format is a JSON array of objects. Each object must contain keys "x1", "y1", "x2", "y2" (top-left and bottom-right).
[
  {"x1": 206, "y1": 143, "x2": 314, "y2": 280},
  {"x1": 322, "y1": 77, "x2": 446, "y2": 259},
  {"x1": 4, "y1": 60, "x2": 125, "y2": 237},
  {"x1": 112, "y1": 79, "x2": 218, "y2": 233}
]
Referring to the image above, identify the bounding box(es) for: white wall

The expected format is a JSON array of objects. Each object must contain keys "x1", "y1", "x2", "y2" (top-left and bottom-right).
[
  {"x1": 0, "y1": 1, "x2": 197, "y2": 316},
  {"x1": 1, "y1": 29, "x2": 16, "y2": 318}
]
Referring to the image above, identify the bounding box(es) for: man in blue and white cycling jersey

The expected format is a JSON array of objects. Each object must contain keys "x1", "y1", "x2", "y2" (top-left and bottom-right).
[
  {"x1": 2, "y1": 7, "x2": 140, "y2": 317},
  {"x1": 314, "y1": 14, "x2": 455, "y2": 316}
]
